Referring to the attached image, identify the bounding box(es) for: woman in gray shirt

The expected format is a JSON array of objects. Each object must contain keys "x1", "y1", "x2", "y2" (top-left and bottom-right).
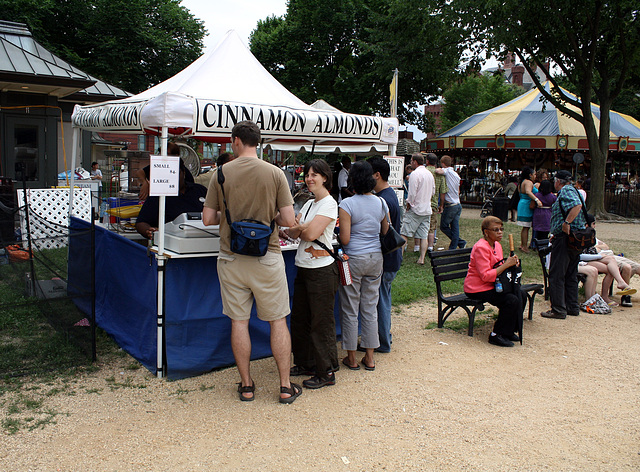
[{"x1": 338, "y1": 161, "x2": 389, "y2": 372}]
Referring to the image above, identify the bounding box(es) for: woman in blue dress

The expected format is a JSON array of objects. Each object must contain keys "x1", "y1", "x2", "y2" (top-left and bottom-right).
[{"x1": 516, "y1": 166, "x2": 541, "y2": 253}]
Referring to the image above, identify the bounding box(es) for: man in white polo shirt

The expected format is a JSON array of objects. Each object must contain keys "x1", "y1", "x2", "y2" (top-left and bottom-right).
[{"x1": 401, "y1": 153, "x2": 435, "y2": 265}]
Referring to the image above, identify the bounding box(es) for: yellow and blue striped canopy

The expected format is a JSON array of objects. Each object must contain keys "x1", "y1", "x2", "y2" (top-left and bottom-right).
[{"x1": 439, "y1": 82, "x2": 640, "y2": 139}]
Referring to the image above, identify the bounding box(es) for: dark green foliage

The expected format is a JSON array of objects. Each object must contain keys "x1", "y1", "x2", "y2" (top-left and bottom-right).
[
  {"x1": 250, "y1": 0, "x2": 463, "y2": 131},
  {"x1": 0, "y1": 0, "x2": 206, "y2": 93}
]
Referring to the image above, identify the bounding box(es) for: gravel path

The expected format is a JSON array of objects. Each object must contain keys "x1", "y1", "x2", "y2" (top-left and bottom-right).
[{"x1": 2, "y1": 214, "x2": 639, "y2": 471}]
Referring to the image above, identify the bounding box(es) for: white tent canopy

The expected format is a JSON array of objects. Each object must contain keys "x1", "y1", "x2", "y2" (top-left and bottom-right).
[{"x1": 71, "y1": 30, "x2": 398, "y2": 147}]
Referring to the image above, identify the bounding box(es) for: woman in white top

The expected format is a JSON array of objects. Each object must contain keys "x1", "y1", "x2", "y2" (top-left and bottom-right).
[{"x1": 284, "y1": 160, "x2": 340, "y2": 389}]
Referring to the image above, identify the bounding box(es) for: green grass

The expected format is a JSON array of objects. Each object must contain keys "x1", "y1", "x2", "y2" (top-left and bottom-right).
[
  {"x1": 0, "y1": 246, "x2": 118, "y2": 378},
  {"x1": 0, "y1": 247, "x2": 124, "y2": 434},
  {"x1": 105, "y1": 375, "x2": 147, "y2": 390}
]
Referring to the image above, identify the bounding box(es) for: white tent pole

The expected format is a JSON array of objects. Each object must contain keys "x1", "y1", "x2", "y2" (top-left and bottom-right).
[
  {"x1": 156, "y1": 126, "x2": 168, "y2": 378},
  {"x1": 68, "y1": 127, "x2": 80, "y2": 218}
]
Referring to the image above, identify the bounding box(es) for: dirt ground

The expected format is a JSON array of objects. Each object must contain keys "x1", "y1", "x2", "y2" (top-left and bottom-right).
[{"x1": 2, "y1": 211, "x2": 639, "y2": 471}]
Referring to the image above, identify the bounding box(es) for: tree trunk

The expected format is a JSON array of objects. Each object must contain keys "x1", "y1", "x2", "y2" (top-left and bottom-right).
[
  {"x1": 581, "y1": 96, "x2": 609, "y2": 217},
  {"x1": 588, "y1": 145, "x2": 607, "y2": 216}
]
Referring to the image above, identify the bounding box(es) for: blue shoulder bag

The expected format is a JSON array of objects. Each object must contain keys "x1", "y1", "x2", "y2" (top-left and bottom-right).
[{"x1": 217, "y1": 166, "x2": 274, "y2": 257}]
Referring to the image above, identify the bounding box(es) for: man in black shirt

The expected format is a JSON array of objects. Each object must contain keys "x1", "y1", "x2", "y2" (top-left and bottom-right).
[{"x1": 135, "y1": 160, "x2": 207, "y2": 239}]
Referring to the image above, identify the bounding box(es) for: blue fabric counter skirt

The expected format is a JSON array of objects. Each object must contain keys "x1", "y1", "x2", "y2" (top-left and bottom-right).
[{"x1": 68, "y1": 218, "x2": 340, "y2": 380}]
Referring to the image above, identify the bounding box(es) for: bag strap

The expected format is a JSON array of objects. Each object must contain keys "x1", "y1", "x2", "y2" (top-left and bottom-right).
[
  {"x1": 312, "y1": 236, "x2": 345, "y2": 263},
  {"x1": 376, "y1": 195, "x2": 392, "y2": 229},
  {"x1": 217, "y1": 166, "x2": 233, "y2": 227},
  {"x1": 217, "y1": 165, "x2": 275, "y2": 230}
]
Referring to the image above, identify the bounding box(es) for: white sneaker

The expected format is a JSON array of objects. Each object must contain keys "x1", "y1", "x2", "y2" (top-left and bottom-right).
[{"x1": 413, "y1": 246, "x2": 420, "y2": 252}]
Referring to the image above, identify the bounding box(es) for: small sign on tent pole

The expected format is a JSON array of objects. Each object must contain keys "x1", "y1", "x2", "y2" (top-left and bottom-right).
[{"x1": 149, "y1": 155, "x2": 180, "y2": 196}]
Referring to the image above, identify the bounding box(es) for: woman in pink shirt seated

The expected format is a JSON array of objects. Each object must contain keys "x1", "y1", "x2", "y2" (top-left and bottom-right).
[{"x1": 464, "y1": 216, "x2": 525, "y2": 347}]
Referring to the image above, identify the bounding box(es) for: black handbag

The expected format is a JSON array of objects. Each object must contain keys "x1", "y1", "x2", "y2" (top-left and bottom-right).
[
  {"x1": 560, "y1": 187, "x2": 595, "y2": 252},
  {"x1": 493, "y1": 259, "x2": 522, "y2": 294},
  {"x1": 217, "y1": 166, "x2": 274, "y2": 257},
  {"x1": 378, "y1": 197, "x2": 405, "y2": 255}
]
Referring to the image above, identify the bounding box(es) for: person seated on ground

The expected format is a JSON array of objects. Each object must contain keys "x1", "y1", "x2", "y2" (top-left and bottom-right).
[
  {"x1": 464, "y1": 216, "x2": 525, "y2": 348},
  {"x1": 136, "y1": 143, "x2": 194, "y2": 200},
  {"x1": 135, "y1": 159, "x2": 207, "y2": 239},
  {"x1": 578, "y1": 214, "x2": 636, "y2": 307}
]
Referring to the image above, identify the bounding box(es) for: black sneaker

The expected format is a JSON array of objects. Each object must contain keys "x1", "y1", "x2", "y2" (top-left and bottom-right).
[
  {"x1": 621, "y1": 295, "x2": 633, "y2": 307},
  {"x1": 290, "y1": 365, "x2": 315, "y2": 376},
  {"x1": 302, "y1": 373, "x2": 336, "y2": 389},
  {"x1": 505, "y1": 333, "x2": 520, "y2": 342},
  {"x1": 488, "y1": 333, "x2": 514, "y2": 347},
  {"x1": 541, "y1": 310, "x2": 566, "y2": 319}
]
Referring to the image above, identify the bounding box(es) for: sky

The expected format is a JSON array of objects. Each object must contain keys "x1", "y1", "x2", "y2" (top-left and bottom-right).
[{"x1": 180, "y1": 0, "x2": 288, "y2": 50}]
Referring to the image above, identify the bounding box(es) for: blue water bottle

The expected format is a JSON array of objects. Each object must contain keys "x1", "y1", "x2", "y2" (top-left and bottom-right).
[{"x1": 495, "y1": 279, "x2": 503, "y2": 293}]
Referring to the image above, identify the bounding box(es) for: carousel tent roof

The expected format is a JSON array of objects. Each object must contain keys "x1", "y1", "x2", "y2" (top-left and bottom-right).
[
  {"x1": 439, "y1": 81, "x2": 640, "y2": 139},
  {"x1": 71, "y1": 31, "x2": 397, "y2": 147}
]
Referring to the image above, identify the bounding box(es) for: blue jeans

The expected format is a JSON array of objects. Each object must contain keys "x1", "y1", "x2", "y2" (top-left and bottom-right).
[
  {"x1": 440, "y1": 203, "x2": 465, "y2": 249},
  {"x1": 377, "y1": 270, "x2": 397, "y2": 353}
]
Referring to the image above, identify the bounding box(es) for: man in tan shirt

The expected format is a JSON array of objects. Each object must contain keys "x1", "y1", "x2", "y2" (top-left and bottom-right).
[{"x1": 203, "y1": 120, "x2": 300, "y2": 404}]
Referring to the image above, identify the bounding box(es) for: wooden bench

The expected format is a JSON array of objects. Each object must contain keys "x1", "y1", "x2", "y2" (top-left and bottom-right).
[{"x1": 428, "y1": 248, "x2": 544, "y2": 335}]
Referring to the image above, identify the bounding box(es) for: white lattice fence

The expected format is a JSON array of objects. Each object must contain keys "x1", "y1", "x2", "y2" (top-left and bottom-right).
[{"x1": 17, "y1": 188, "x2": 92, "y2": 250}]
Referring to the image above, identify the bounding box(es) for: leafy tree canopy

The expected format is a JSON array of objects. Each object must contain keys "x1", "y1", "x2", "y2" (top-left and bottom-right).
[
  {"x1": 250, "y1": 0, "x2": 463, "y2": 131},
  {"x1": 0, "y1": 0, "x2": 206, "y2": 94},
  {"x1": 440, "y1": 73, "x2": 524, "y2": 133}
]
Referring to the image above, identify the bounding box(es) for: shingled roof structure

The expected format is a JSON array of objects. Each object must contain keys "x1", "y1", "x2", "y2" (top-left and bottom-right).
[{"x1": 0, "y1": 20, "x2": 129, "y2": 101}]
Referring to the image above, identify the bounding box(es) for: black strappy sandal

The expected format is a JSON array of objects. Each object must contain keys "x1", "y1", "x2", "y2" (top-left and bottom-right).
[
  {"x1": 279, "y1": 382, "x2": 302, "y2": 404},
  {"x1": 237, "y1": 381, "x2": 255, "y2": 402}
]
